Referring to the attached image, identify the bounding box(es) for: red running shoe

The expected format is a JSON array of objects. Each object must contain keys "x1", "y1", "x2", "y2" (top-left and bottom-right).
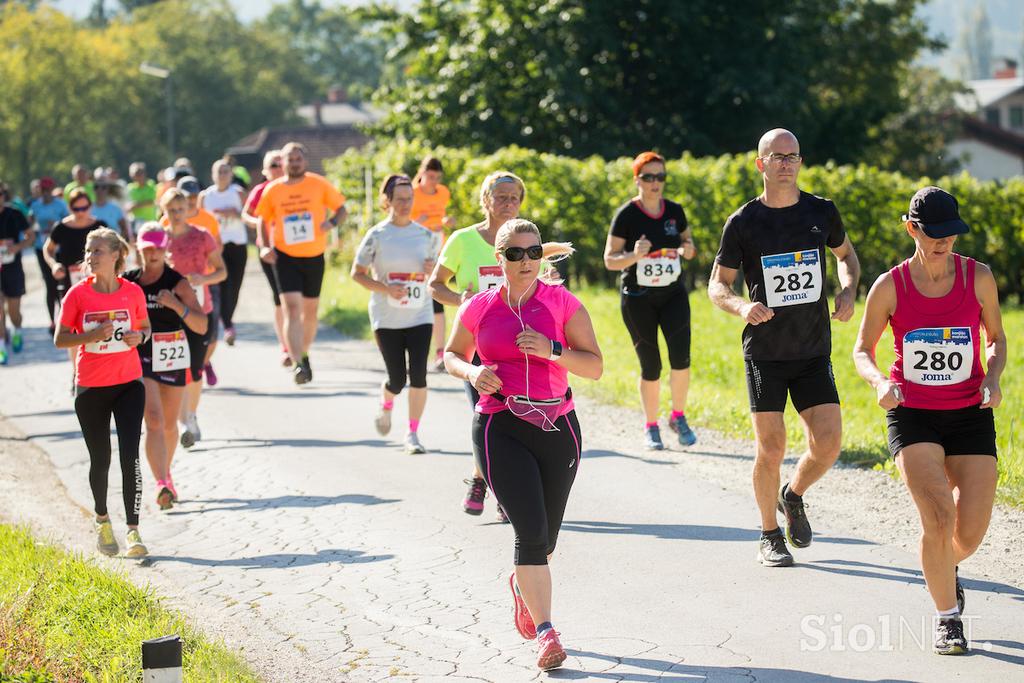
[
  {"x1": 536, "y1": 629, "x2": 566, "y2": 671},
  {"x1": 509, "y1": 571, "x2": 536, "y2": 639}
]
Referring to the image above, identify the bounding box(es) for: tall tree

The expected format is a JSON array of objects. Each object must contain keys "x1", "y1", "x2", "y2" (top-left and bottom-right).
[
  {"x1": 259, "y1": 0, "x2": 388, "y2": 101},
  {"x1": 371, "y1": 0, "x2": 943, "y2": 166}
]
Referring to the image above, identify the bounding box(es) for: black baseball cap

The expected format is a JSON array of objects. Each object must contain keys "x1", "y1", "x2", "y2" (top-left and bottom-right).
[
  {"x1": 901, "y1": 186, "x2": 969, "y2": 239},
  {"x1": 176, "y1": 176, "x2": 201, "y2": 196}
]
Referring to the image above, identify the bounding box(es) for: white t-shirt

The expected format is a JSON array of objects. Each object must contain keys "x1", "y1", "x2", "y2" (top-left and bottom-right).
[
  {"x1": 201, "y1": 184, "x2": 247, "y2": 245},
  {"x1": 354, "y1": 220, "x2": 441, "y2": 330}
]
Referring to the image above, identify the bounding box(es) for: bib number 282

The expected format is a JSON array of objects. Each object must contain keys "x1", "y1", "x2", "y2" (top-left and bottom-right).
[{"x1": 760, "y1": 250, "x2": 822, "y2": 308}]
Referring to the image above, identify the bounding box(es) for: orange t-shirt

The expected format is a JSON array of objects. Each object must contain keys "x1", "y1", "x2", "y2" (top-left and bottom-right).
[
  {"x1": 161, "y1": 208, "x2": 220, "y2": 242},
  {"x1": 411, "y1": 184, "x2": 451, "y2": 233},
  {"x1": 255, "y1": 173, "x2": 346, "y2": 258},
  {"x1": 59, "y1": 277, "x2": 148, "y2": 387}
]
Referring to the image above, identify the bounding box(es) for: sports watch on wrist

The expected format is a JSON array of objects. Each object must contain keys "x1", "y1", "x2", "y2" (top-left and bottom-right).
[{"x1": 549, "y1": 340, "x2": 563, "y2": 360}]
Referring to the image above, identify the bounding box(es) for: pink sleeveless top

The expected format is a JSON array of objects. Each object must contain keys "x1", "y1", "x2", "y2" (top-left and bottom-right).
[{"x1": 889, "y1": 253, "x2": 984, "y2": 410}]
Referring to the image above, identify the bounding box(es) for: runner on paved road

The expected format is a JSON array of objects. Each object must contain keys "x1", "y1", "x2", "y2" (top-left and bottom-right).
[
  {"x1": 410, "y1": 156, "x2": 456, "y2": 373},
  {"x1": 352, "y1": 174, "x2": 441, "y2": 454},
  {"x1": 0, "y1": 181, "x2": 37, "y2": 364},
  {"x1": 708, "y1": 128, "x2": 861, "y2": 567},
  {"x1": 444, "y1": 218, "x2": 602, "y2": 671},
  {"x1": 604, "y1": 151, "x2": 698, "y2": 450},
  {"x1": 54, "y1": 227, "x2": 150, "y2": 558},
  {"x1": 853, "y1": 186, "x2": 1006, "y2": 655},
  {"x1": 44, "y1": 189, "x2": 108, "y2": 390},
  {"x1": 428, "y1": 171, "x2": 526, "y2": 521},
  {"x1": 164, "y1": 176, "x2": 223, "y2": 386},
  {"x1": 28, "y1": 177, "x2": 69, "y2": 333},
  {"x1": 242, "y1": 150, "x2": 290, "y2": 366},
  {"x1": 200, "y1": 160, "x2": 248, "y2": 347},
  {"x1": 124, "y1": 223, "x2": 208, "y2": 510},
  {"x1": 255, "y1": 141, "x2": 347, "y2": 385},
  {"x1": 161, "y1": 189, "x2": 226, "y2": 449}
]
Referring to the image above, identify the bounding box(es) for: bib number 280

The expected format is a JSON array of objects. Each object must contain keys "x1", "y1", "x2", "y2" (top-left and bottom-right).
[{"x1": 903, "y1": 327, "x2": 973, "y2": 386}]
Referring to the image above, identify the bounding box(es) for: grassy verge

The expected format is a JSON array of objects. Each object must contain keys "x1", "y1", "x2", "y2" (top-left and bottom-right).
[
  {"x1": 0, "y1": 524, "x2": 259, "y2": 683},
  {"x1": 321, "y1": 257, "x2": 1024, "y2": 508}
]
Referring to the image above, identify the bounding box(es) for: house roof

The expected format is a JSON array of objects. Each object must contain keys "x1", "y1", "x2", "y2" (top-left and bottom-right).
[
  {"x1": 225, "y1": 124, "x2": 368, "y2": 175},
  {"x1": 295, "y1": 101, "x2": 385, "y2": 127},
  {"x1": 958, "y1": 77, "x2": 1024, "y2": 111},
  {"x1": 959, "y1": 115, "x2": 1024, "y2": 158}
]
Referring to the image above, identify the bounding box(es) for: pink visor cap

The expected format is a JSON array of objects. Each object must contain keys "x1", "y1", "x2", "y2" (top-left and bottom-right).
[{"x1": 137, "y1": 230, "x2": 170, "y2": 250}]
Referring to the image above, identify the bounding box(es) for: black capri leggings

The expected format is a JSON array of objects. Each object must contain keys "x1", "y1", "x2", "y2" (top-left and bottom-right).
[
  {"x1": 374, "y1": 324, "x2": 433, "y2": 395},
  {"x1": 621, "y1": 286, "x2": 691, "y2": 381},
  {"x1": 35, "y1": 248, "x2": 59, "y2": 325},
  {"x1": 74, "y1": 380, "x2": 145, "y2": 526},
  {"x1": 473, "y1": 409, "x2": 582, "y2": 565},
  {"x1": 220, "y1": 243, "x2": 248, "y2": 328}
]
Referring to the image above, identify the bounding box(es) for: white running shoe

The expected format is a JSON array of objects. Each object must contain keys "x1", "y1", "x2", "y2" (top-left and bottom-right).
[
  {"x1": 125, "y1": 529, "x2": 148, "y2": 558},
  {"x1": 374, "y1": 408, "x2": 392, "y2": 436},
  {"x1": 405, "y1": 432, "x2": 426, "y2": 454}
]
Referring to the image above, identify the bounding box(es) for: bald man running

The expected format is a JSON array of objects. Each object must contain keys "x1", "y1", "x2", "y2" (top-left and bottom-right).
[{"x1": 708, "y1": 129, "x2": 861, "y2": 567}]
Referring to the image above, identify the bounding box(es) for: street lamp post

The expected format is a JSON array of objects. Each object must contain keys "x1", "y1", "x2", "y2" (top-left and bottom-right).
[{"x1": 139, "y1": 62, "x2": 174, "y2": 156}]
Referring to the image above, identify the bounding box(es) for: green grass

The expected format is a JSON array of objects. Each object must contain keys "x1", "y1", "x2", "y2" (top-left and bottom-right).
[
  {"x1": 321, "y1": 258, "x2": 1024, "y2": 507},
  {"x1": 0, "y1": 524, "x2": 260, "y2": 683}
]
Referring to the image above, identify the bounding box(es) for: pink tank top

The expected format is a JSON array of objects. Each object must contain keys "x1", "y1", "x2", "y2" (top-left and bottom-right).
[{"x1": 889, "y1": 254, "x2": 984, "y2": 410}]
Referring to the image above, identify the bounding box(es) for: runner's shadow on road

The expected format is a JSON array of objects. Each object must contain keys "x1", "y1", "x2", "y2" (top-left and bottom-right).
[
  {"x1": 562, "y1": 521, "x2": 872, "y2": 546},
  {"x1": 142, "y1": 548, "x2": 393, "y2": 569},
  {"x1": 554, "y1": 651, "x2": 913, "y2": 682},
  {"x1": 211, "y1": 386, "x2": 374, "y2": 399},
  {"x1": 582, "y1": 448, "x2": 677, "y2": 466},
  {"x1": 680, "y1": 448, "x2": 800, "y2": 465},
  {"x1": 165, "y1": 493, "x2": 400, "y2": 515},
  {"x1": 5, "y1": 408, "x2": 75, "y2": 419},
  {"x1": 975, "y1": 640, "x2": 1024, "y2": 666},
  {"x1": 187, "y1": 437, "x2": 392, "y2": 451},
  {"x1": 804, "y1": 558, "x2": 1024, "y2": 602}
]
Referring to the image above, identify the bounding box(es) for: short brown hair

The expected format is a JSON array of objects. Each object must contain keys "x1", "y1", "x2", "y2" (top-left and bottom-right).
[{"x1": 379, "y1": 174, "x2": 413, "y2": 209}]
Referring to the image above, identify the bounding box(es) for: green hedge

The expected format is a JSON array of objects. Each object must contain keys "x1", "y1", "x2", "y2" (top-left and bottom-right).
[{"x1": 326, "y1": 140, "x2": 1024, "y2": 300}]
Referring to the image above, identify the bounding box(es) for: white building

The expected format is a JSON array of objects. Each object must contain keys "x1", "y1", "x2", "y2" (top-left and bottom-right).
[{"x1": 950, "y1": 60, "x2": 1024, "y2": 180}]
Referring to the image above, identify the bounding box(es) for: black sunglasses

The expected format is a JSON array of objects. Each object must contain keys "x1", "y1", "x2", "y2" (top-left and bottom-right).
[
  {"x1": 71, "y1": 204, "x2": 91, "y2": 212},
  {"x1": 268, "y1": 163, "x2": 281, "y2": 168},
  {"x1": 638, "y1": 172, "x2": 667, "y2": 182},
  {"x1": 503, "y1": 245, "x2": 543, "y2": 262}
]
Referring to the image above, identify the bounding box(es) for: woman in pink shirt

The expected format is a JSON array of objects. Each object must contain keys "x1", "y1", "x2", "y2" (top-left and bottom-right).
[
  {"x1": 55, "y1": 227, "x2": 151, "y2": 558},
  {"x1": 854, "y1": 187, "x2": 1006, "y2": 655},
  {"x1": 444, "y1": 219, "x2": 602, "y2": 671}
]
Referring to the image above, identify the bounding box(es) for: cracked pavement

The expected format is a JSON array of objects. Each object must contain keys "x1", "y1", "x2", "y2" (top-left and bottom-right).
[{"x1": 2, "y1": 259, "x2": 1023, "y2": 681}]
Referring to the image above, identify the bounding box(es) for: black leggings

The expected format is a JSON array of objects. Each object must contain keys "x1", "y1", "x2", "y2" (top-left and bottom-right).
[
  {"x1": 220, "y1": 243, "x2": 248, "y2": 328},
  {"x1": 260, "y1": 258, "x2": 281, "y2": 307},
  {"x1": 473, "y1": 410, "x2": 581, "y2": 565},
  {"x1": 35, "y1": 248, "x2": 58, "y2": 325},
  {"x1": 74, "y1": 381, "x2": 145, "y2": 525},
  {"x1": 621, "y1": 286, "x2": 691, "y2": 381},
  {"x1": 374, "y1": 324, "x2": 432, "y2": 395}
]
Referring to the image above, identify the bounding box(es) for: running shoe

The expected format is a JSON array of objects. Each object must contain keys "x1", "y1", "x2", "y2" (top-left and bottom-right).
[
  {"x1": 0, "y1": 346, "x2": 7, "y2": 366},
  {"x1": 302, "y1": 356, "x2": 313, "y2": 381},
  {"x1": 463, "y1": 477, "x2": 486, "y2": 515},
  {"x1": 281, "y1": 350, "x2": 293, "y2": 368},
  {"x1": 180, "y1": 414, "x2": 201, "y2": 448},
  {"x1": 644, "y1": 424, "x2": 664, "y2": 451},
  {"x1": 776, "y1": 485, "x2": 812, "y2": 548},
  {"x1": 124, "y1": 529, "x2": 149, "y2": 558},
  {"x1": 224, "y1": 325, "x2": 236, "y2": 346},
  {"x1": 204, "y1": 362, "x2": 218, "y2": 387},
  {"x1": 434, "y1": 353, "x2": 447, "y2": 373},
  {"x1": 167, "y1": 476, "x2": 179, "y2": 503},
  {"x1": 374, "y1": 407, "x2": 392, "y2": 436},
  {"x1": 509, "y1": 571, "x2": 536, "y2": 639},
  {"x1": 95, "y1": 519, "x2": 119, "y2": 556},
  {"x1": 933, "y1": 617, "x2": 968, "y2": 655},
  {"x1": 955, "y1": 566, "x2": 965, "y2": 615},
  {"x1": 757, "y1": 529, "x2": 794, "y2": 567},
  {"x1": 536, "y1": 629, "x2": 567, "y2": 671},
  {"x1": 668, "y1": 414, "x2": 698, "y2": 446},
  {"x1": 293, "y1": 360, "x2": 312, "y2": 385},
  {"x1": 405, "y1": 432, "x2": 426, "y2": 454},
  {"x1": 497, "y1": 503, "x2": 509, "y2": 523},
  {"x1": 11, "y1": 330, "x2": 23, "y2": 354},
  {"x1": 156, "y1": 481, "x2": 174, "y2": 510}
]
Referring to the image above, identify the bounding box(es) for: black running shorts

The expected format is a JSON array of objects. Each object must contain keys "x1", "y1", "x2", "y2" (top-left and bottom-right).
[
  {"x1": 886, "y1": 404, "x2": 996, "y2": 458},
  {"x1": 273, "y1": 251, "x2": 325, "y2": 298},
  {"x1": 745, "y1": 356, "x2": 839, "y2": 413}
]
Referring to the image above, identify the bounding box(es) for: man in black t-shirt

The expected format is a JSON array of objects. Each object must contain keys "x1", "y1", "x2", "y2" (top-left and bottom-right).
[
  {"x1": 708, "y1": 128, "x2": 860, "y2": 568},
  {"x1": 0, "y1": 182, "x2": 37, "y2": 363}
]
